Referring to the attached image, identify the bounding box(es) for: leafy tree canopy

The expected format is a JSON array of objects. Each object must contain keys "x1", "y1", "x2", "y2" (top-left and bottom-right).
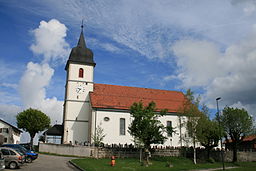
[
  {"x1": 221, "y1": 107, "x2": 253, "y2": 141},
  {"x1": 16, "y1": 108, "x2": 51, "y2": 145},
  {"x1": 128, "y1": 101, "x2": 167, "y2": 149},
  {"x1": 128, "y1": 101, "x2": 170, "y2": 166},
  {"x1": 196, "y1": 105, "x2": 220, "y2": 159},
  {"x1": 220, "y1": 107, "x2": 254, "y2": 162}
]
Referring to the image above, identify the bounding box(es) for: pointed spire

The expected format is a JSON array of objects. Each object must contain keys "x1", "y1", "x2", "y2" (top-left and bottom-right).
[
  {"x1": 65, "y1": 21, "x2": 96, "y2": 70},
  {"x1": 77, "y1": 20, "x2": 86, "y2": 48}
]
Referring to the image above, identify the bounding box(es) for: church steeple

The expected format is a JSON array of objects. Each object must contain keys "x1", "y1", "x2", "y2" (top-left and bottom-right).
[
  {"x1": 77, "y1": 30, "x2": 86, "y2": 48},
  {"x1": 77, "y1": 23, "x2": 86, "y2": 48},
  {"x1": 65, "y1": 24, "x2": 96, "y2": 70}
]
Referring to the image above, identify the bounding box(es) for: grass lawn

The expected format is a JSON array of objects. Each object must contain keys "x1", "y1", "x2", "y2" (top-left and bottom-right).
[
  {"x1": 71, "y1": 157, "x2": 245, "y2": 171},
  {"x1": 227, "y1": 162, "x2": 256, "y2": 171}
]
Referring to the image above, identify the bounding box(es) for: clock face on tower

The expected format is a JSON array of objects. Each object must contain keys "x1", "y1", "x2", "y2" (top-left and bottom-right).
[{"x1": 76, "y1": 83, "x2": 85, "y2": 94}]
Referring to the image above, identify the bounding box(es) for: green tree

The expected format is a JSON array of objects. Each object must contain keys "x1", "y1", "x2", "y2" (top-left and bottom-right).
[
  {"x1": 181, "y1": 89, "x2": 202, "y2": 164},
  {"x1": 196, "y1": 105, "x2": 219, "y2": 160},
  {"x1": 128, "y1": 101, "x2": 169, "y2": 166},
  {"x1": 220, "y1": 107, "x2": 254, "y2": 162},
  {"x1": 16, "y1": 108, "x2": 51, "y2": 146},
  {"x1": 92, "y1": 125, "x2": 106, "y2": 147}
]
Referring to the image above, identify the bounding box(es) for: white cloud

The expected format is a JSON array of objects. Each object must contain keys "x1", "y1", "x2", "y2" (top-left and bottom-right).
[
  {"x1": 19, "y1": 62, "x2": 53, "y2": 107},
  {"x1": 0, "y1": 60, "x2": 18, "y2": 80},
  {"x1": 30, "y1": 19, "x2": 70, "y2": 64},
  {"x1": 90, "y1": 38, "x2": 121, "y2": 53},
  {"x1": 171, "y1": 24, "x2": 256, "y2": 120},
  {"x1": 0, "y1": 83, "x2": 18, "y2": 89},
  {"x1": 172, "y1": 39, "x2": 223, "y2": 87},
  {"x1": 0, "y1": 91, "x2": 20, "y2": 104},
  {"x1": 232, "y1": 0, "x2": 256, "y2": 15},
  {"x1": 0, "y1": 104, "x2": 22, "y2": 126},
  {"x1": 100, "y1": 43, "x2": 120, "y2": 53},
  {"x1": 14, "y1": 0, "x2": 251, "y2": 59},
  {"x1": 4, "y1": 0, "x2": 256, "y2": 125},
  {"x1": 19, "y1": 62, "x2": 63, "y2": 125}
]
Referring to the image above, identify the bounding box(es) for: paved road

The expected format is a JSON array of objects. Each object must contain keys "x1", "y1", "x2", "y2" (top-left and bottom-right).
[{"x1": 5, "y1": 154, "x2": 80, "y2": 171}]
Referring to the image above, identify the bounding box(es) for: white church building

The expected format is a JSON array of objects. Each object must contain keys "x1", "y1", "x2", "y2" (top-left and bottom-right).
[{"x1": 61, "y1": 28, "x2": 189, "y2": 147}]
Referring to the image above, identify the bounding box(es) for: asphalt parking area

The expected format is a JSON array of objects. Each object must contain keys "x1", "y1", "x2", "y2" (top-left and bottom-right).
[{"x1": 4, "y1": 154, "x2": 80, "y2": 171}]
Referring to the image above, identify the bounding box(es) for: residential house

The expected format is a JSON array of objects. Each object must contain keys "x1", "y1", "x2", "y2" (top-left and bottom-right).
[{"x1": 0, "y1": 119, "x2": 22, "y2": 144}]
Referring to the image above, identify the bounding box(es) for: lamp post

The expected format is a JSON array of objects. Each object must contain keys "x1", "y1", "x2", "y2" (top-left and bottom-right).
[{"x1": 216, "y1": 97, "x2": 225, "y2": 170}]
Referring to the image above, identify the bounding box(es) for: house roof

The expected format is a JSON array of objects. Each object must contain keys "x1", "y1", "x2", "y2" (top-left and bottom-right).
[
  {"x1": 224, "y1": 135, "x2": 256, "y2": 143},
  {"x1": 243, "y1": 135, "x2": 256, "y2": 142},
  {"x1": 90, "y1": 83, "x2": 186, "y2": 113},
  {"x1": 0, "y1": 119, "x2": 22, "y2": 134},
  {"x1": 44, "y1": 124, "x2": 63, "y2": 136}
]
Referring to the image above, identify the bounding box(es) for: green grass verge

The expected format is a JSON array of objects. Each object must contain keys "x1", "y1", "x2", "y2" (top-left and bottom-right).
[
  {"x1": 71, "y1": 157, "x2": 240, "y2": 171},
  {"x1": 225, "y1": 162, "x2": 256, "y2": 171}
]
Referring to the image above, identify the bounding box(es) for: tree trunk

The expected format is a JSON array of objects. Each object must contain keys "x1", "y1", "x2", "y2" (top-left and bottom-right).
[
  {"x1": 193, "y1": 138, "x2": 197, "y2": 164},
  {"x1": 232, "y1": 143, "x2": 237, "y2": 162},
  {"x1": 139, "y1": 148, "x2": 142, "y2": 163},
  {"x1": 144, "y1": 148, "x2": 151, "y2": 167},
  {"x1": 30, "y1": 133, "x2": 35, "y2": 147},
  {"x1": 207, "y1": 147, "x2": 210, "y2": 160},
  {"x1": 179, "y1": 117, "x2": 183, "y2": 147}
]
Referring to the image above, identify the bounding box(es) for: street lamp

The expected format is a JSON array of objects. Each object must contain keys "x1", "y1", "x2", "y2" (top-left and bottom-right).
[{"x1": 216, "y1": 97, "x2": 225, "y2": 170}]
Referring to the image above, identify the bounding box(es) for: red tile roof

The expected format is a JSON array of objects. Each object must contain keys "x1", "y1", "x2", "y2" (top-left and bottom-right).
[
  {"x1": 90, "y1": 83, "x2": 186, "y2": 113},
  {"x1": 243, "y1": 135, "x2": 256, "y2": 142},
  {"x1": 224, "y1": 135, "x2": 256, "y2": 143}
]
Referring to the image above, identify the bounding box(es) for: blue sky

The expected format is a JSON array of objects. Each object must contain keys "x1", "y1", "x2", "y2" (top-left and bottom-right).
[{"x1": 1, "y1": 0, "x2": 256, "y2": 142}]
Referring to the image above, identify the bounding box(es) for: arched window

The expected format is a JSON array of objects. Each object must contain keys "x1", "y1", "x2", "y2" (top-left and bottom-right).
[{"x1": 79, "y1": 68, "x2": 84, "y2": 78}]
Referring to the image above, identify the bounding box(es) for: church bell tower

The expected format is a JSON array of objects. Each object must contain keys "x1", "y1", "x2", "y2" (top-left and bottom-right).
[{"x1": 62, "y1": 25, "x2": 96, "y2": 144}]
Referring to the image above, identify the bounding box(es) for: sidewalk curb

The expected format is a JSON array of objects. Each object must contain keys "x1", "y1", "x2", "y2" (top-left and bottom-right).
[
  {"x1": 69, "y1": 160, "x2": 85, "y2": 171},
  {"x1": 189, "y1": 166, "x2": 239, "y2": 171}
]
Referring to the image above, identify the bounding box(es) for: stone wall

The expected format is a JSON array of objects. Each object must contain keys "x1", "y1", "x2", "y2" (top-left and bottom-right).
[
  {"x1": 39, "y1": 143, "x2": 93, "y2": 157},
  {"x1": 94, "y1": 147, "x2": 181, "y2": 158},
  {"x1": 189, "y1": 148, "x2": 256, "y2": 162},
  {"x1": 224, "y1": 151, "x2": 256, "y2": 162},
  {"x1": 39, "y1": 143, "x2": 256, "y2": 162}
]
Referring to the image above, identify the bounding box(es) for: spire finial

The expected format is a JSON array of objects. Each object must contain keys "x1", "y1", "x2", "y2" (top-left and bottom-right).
[
  {"x1": 78, "y1": 19, "x2": 86, "y2": 48},
  {"x1": 81, "y1": 19, "x2": 84, "y2": 31}
]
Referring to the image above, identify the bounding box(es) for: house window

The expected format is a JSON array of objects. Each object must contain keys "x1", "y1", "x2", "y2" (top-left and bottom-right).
[
  {"x1": 120, "y1": 118, "x2": 125, "y2": 135},
  {"x1": 167, "y1": 121, "x2": 172, "y2": 137},
  {"x1": 4, "y1": 138, "x2": 7, "y2": 143},
  {"x1": 3, "y1": 128, "x2": 8, "y2": 134},
  {"x1": 79, "y1": 68, "x2": 84, "y2": 78}
]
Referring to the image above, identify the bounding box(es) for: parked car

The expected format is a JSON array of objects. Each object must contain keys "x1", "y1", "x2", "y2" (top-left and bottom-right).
[
  {"x1": 19, "y1": 143, "x2": 33, "y2": 151},
  {"x1": 1, "y1": 144, "x2": 38, "y2": 163},
  {"x1": 0, "y1": 147, "x2": 25, "y2": 169},
  {"x1": 0, "y1": 151, "x2": 5, "y2": 170}
]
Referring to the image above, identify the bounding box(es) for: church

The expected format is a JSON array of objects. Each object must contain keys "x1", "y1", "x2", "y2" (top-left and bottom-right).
[{"x1": 61, "y1": 27, "x2": 189, "y2": 147}]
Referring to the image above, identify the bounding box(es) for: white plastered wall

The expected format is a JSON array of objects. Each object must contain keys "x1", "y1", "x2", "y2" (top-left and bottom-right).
[
  {"x1": 0, "y1": 122, "x2": 21, "y2": 144},
  {"x1": 68, "y1": 63, "x2": 94, "y2": 82},
  {"x1": 12, "y1": 132, "x2": 21, "y2": 144},
  {"x1": 64, "y1": 121, "x2": 89, "y2": 144},
  {"x1": 90, "y1": 109, "x2": 193, "y2": 147},
  {"x1": 63, "y1": 63, "x2": 94, "y2": 144}
]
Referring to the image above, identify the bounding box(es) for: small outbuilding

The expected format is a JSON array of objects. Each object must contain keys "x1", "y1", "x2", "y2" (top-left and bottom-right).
[
  {"x1": 225, "y1": 135, "x2": 256, "y2": 152},
  {"x1": 43, "y1": 124, "x2": 63, "y2": 144}
]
